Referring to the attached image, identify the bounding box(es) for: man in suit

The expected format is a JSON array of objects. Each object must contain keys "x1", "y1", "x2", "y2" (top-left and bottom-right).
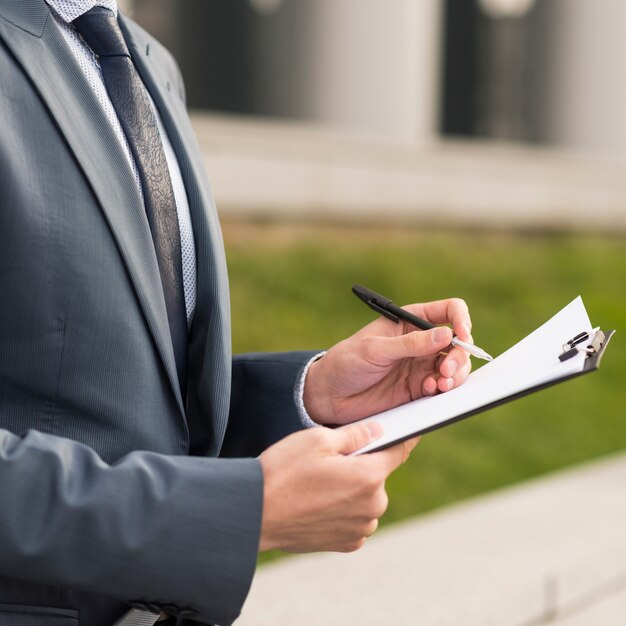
[{"x1": 0, "y1": 1, "x2": 473, "y2": 624}]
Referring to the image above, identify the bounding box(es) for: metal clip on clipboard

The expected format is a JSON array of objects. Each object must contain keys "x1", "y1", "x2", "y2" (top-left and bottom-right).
[{"x1": 559, "y1": 329, "x2": 607, "y2": 362}]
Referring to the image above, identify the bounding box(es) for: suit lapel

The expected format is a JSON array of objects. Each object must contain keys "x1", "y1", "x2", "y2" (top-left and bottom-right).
[
  {"x1": 120, "y1": 17, "x2": 233, "y2": 454},
  {"x1": 0, "y1": 0, "x2": 186, "y2": 419}
]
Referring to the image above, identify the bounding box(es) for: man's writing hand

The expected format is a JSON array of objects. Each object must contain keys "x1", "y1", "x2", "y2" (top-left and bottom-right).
[
  {"x1": 303, "y1": 297, "x2": 473, "y2": 425},
  {"x1": 258, "y1": 423, "x2": 417, "y2": 553}
]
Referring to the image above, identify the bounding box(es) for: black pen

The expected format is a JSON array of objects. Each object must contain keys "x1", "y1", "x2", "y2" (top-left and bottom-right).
[{"x1": 352, "y1": 284, "x2": 494, "y2": 362}]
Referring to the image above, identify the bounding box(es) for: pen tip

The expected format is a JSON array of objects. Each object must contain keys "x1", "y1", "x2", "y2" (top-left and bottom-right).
[{"x1": 476, "y1": 349, "x2": 494, "y2": 362}]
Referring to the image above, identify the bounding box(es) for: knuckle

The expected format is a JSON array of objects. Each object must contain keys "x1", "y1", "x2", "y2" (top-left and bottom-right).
[
  {"x1": 451, "y1": 297, "x2": 468, "y2": 312},
  {"x1": 404, "y1": 331, "x2": 419, "y2": 348},
  {"x1": 401, "y1": 332, "x2": 422, "y2": 354},
  {"x1": 362, "y1": 468, "x2": 385, "y2": 492},
  {"x1": 310, "y1": 428, "x2": 326, "y2": 443},
  {"x1": 363, "y1": 518, "x2": 379, "y2": 537},
  {"x1": 373, "y1": 490, "x2": 389, "y2": 518},
  {"x1": 308, "y1": 428, "x2": 330, "y2": 448},
  {"x1": 343, "y1": 429, "x2": 358, "y2": 452},
  {"x1": 366, "y1": 473, "x2": 382, "y2": 492},
  {"x1": 347, "y1": 425, "x2": 370, "y2": 452},
  {"x1": 341, "y1": 537, "x2": 367, "y2": 553}
]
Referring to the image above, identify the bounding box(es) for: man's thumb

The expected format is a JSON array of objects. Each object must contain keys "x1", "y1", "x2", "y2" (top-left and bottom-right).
[
  {"x1": 335, "y1": 421, "x2": 384, "y2": 455},
  {"x1": 382, "y1": 327, "x2": 453, "y2": 362}
]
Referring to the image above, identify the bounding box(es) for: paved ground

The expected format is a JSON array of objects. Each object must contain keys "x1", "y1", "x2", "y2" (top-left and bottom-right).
[{"x1": 236, "y1": 452, "x2": 626, "y2": 626}]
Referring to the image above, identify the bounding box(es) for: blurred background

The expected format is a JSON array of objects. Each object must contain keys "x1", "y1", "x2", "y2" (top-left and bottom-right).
[
  {"x1": 120, "y1": 1, "x2": 625, "y2": 622},
  {"x1": 115, "y1": 0, "x2": 626, "y2": 489},
  {"x1": 119, "y1": 0, "x2": 626, "y2": 230},
  {"x1": 126, "y1": 0, "x2": 626, "y2": 154}
]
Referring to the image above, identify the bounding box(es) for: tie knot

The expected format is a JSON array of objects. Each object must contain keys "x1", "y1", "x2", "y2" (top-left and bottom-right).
[{"x1": 73, "y1": 6, "x2": 130, "y2": 59}]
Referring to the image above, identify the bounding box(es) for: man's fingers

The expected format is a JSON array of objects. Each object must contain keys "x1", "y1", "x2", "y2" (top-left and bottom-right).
[
  {"x1": 375, "y1": 327, "x2": 453, "y2": 363},
  {"x1": 439, "y1": 345, "x2": 471, "y2": 379},
  {"x1": 366, "y1": 436, "x2": 420, "y2": 476},
  {"x1": 334, "y1": 421, "x2": 384, "y2": 455},
  {"x1": 404, "y1": 299, "x2": 472, "y2": 341},
  {"x1": 446, "y1": 298, "x2": 472, "y2": 341}
]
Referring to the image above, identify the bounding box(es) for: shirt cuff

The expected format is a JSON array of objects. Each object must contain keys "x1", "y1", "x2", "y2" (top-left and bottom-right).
[{"x1": 294, "y1": 352, "x2": 326, "y2": 428}]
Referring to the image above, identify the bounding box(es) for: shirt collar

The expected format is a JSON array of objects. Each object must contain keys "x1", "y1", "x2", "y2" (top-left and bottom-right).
[{"x1": 45, "y1": 0, "x2": 118, "y2": 24}]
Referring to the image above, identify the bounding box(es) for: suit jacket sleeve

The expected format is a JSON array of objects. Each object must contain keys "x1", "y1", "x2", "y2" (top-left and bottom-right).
[
  {"x1": 221, "y1": 350, "x2": 321, "y2": 458},
  {"x1": 0, "y1": 426, "x2": 262, "y2": 625}
]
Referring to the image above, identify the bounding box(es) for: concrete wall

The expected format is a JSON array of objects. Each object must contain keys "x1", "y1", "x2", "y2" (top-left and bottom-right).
[
  {"x1": 192, "y1": 113, "x2": 626, "y2": 232},
  {"x1": 252, "y1": 0, "x2": 443, "y2": 144},
  {"x1": 540, "y1": 0, "x2": 626, "y2": 157}
]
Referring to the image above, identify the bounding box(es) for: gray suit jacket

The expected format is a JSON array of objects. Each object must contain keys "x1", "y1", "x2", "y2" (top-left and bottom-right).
[{"x1": 0, "y1": 1, "x2": 316, "y2": 624}]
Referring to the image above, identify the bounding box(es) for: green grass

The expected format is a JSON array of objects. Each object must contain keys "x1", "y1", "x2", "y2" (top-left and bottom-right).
[{"x1": 223, "y1": 221, "x2": 625, "y2": 561}]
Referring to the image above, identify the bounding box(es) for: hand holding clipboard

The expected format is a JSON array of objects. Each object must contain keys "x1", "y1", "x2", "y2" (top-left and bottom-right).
[{"x1": 348, "y1": 295, "x2": 614, "y2": 455}]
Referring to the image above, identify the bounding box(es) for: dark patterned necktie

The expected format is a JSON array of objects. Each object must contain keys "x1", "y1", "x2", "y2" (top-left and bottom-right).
[{"x1": 73, "y1": 7, "x2": 188, "y2": 397}]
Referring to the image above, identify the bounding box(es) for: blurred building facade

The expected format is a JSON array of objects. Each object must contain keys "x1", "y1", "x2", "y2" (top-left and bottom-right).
[
  {"x1": 119, "y1": 0, "x2": 626, "y2": 231},
  {"x1": 127, "y1": 0, "x2": 626, "y2": 158},
  {"x1": 127, "y1": 0, "x2": 440, "y2": 144}
]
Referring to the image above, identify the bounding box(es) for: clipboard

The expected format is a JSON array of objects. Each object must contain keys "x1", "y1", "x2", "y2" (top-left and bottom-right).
[{"x1": 352, "y1": 297, "x2": 615, "y2": 455}]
